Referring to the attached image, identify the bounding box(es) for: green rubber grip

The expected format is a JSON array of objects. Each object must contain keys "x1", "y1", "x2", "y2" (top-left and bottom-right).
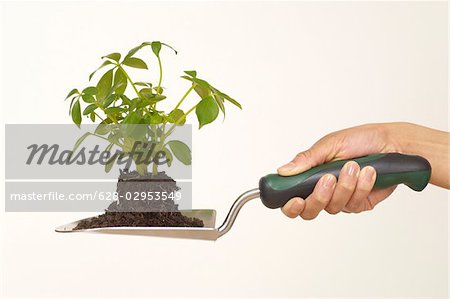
[{"x1": 259, "y1": 153, "x2": 431, "y2": 209}]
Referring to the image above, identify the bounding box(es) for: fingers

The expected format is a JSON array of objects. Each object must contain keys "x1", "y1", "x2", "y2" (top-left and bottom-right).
[
  {"x1": 301, "y1": 174, "x2": 337, "y2": 219},
  {"x1": 277, "y1": 139, "x2": 336, "y2": 176},
  {"x1": 281, "y1": 174, "x2": 337, "y2": 220},
  {"x1": 367, "y1": 186, "x2": 396, "y2": 209},
  {"x1": 281, "y1": 197, "x2": 305, "y2": 218},
  {"x1": 343, "y1": 166, "x2": 377, "y2": 213},
  {"x1": 325, "y1": 161, "x2": 360, "y2": 214},
  {"x1": 277, "y1": 149, "x2": 316, "y2": 176},
  {"x1": 280, "y1": 164, "x2": 395, "y2": 219}
]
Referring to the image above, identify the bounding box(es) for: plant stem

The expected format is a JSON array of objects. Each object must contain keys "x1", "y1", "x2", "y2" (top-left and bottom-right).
[
  {"x1": 152, "y1": 162, "x2": 158, "y2": 176},
  {"x1": 136, "y1": 163, "x2": 148, "y2": 176},
  {"x1": 95, "y1": 103, "x2": 118, "y2": 124},
  {"x1": 94, "y1": 111, "x2": 104, "y2": 121},
  {"x1": 183, "y1": 105, "x2": 197, "y2": 119},
  {"x1": 174, "y1": 84, "x2": 195, "y2": 110},
  {"x1": 156, "y1": 56, "x2": 163, "y2": 94},
  {"x1": 152, "y1": 122, "x2": 166, "y2": 176},
  {"x1": 118, "y1": 64, "x2": 152, "y2": 114},
  {"x1": 164, "y1": 104, "x2": 197, "y2": 138},
  {"x1": 118, "y1": 65, "x2": 141, "y2": 100}
]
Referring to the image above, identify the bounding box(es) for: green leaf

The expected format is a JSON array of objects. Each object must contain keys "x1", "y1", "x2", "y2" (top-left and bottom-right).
[
  {"x1": 103, "y1": 94, "x2": 116, "y2": 108},
  {"x1": 106, "y1": 141, "x2": 116, "y2": 153},
  {"x1": 72, "y1": 100, "x2": 82, "y2": 127},
  {"x1": 151, "y1": 41, "x2": 162, "y2": 56},
  {"x1": 83, "y1": 103, "x2": 97, "y2": 115},
  {"x1": 112, "y1": 81, "x2": 126, "y2": 94},
  {"x1": 182, "y1": 73, "x2": 241, "y2": 110},
  {"x1": 95, "y1": 123, "x2": 111, "y2": 135},
  {"x1": 122, "y1": 111, "x2": 142, "y2": 124},
  {"x1": 105, "y1": 142, "x2": 114, "y2": 152},
  {"x1": 105, "y1": 146, "x2": 117, "y2": 173},
  {"x1": 161, "y1": 42, "x2": 178, "y2": 54},
  {"x1": 69, "y1": 132, "x2": 91, "y2": 160},
  {"x1": 184, "y1": 70, "x2": 197, "y2": 78},
  {"x1": 223, "y1": 95, "x2": 242, "y2": 109},
  {"x1": 192, "y1": 77, "x2": 211, "y2": 89},
  {"x1": 181, "y1": 76, "x2": 212, "y2": 91},
  {"x1": 135, "y1": 99, "x2": 151, "y2": 109},
  {"x1": 113, "y1": 68, "x2": 127, "y2": 95},
  {"x1": 100, "y1": 117, "x2": 113, "y2": 125},
  {"x1": 147, "y1": 112, "x2": 163, "y2": 124},
  {"x1": 89, "y1": 60, "x2": 113, "y2": 81},
  {"x1": 82, "y1": 86, "x2": 97, "y2": 96},
  {"x1": 180, "y1": 75, "x2": 194, "y2": 84},
  {"x1": 215, "y1": 90, "x2": 242, "y2": 109},
  {"x1": 108, "y1": 132, "x2": 121, "y2": 145},
  {"x1": 139, "y1": 88, "x2": 166, "y2": 103},
  {"x1": 120, "y1": 94, "x2": 132, "y2": 106},
  {"x1": 81, "y1": 94, "x2": 95, "y2": 103},
  {"x1": 195, "y1": 95, "x2": 219, "y2": 128},
  {"x1": 162, "y1": 147, "x2": 173, "y2": 167},
  {"x1": 139, "y1": 88, "x2": 153, "y2": 99},
  {"x1": 194, "y1": 84, "x2": 211, "y2": 99},
  {"x1": 167, "y1": 140, "x2": 191, "y2": 165},
  {"x1": 102, "y1": 52, "x2": 121, "y2": 62},
  {"x1": 153, "y1": 86, "x2": 163, "y2": 94},
  {"x1": 134, "y1": 82, "x2": 151, "y2": 87},
  {"x1": 125, "y1": 42, "x2": 177, "y2": 60},
  {"x1": 90, "y1": 112, "x2": 95, "y2": 122},
  {"x1": 125, "y1": 44, "x2": 144, "y2": 59},
  {"x1": 105, "y1": 107, "x2": 123, "y2": 115},
  {"x1": 129, "y1": 98, "x2": 138, "y2": 111},
  {"x1": 65, "y1": 88, "x2": 79, "y2": 100},
  {"x1": 167, "y1": 109, "x2": 185, "y2": 125},
  {"x1": 69, "y1": 96, "x2": 77, "y2": 115},
  {"x1": 121, "y1": 116, "x2": 146, "y2": 139},
  {"x1": 152, "y1": 94, "x2": 166, "y2": 102},
  {"x1": 122, "y1": 57, "x2": 148, "y2": 69},
  {"x1": 96, "y1": 69, "x2": 114, "y2": 101},
  {"x1": 213, "y1": 94, "x2": 226, "y2": 116}
]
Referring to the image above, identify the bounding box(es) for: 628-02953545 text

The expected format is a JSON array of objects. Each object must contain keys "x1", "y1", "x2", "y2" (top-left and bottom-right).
[{"x1": 9, "y1": 191, "x2": 183, "y2": 201}]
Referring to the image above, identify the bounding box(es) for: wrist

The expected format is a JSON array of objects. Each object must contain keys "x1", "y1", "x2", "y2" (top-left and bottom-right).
[
  {"x1": 383, "y1": 122, "x2": 416, "y2": 154},
  {"x1": 383, "y1": 122, "x2": 449, "y2": 188}
]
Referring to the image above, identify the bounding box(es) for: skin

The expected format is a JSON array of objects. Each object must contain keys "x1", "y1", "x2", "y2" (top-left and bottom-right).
[{"x1": 277, "y1": 122, "x2": 449, "y2": 219}]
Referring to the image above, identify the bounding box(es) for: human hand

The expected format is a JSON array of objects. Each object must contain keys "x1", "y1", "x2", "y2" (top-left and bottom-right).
[{"x1": 277, "y1": 123, "x2": 399, "y2": 219}]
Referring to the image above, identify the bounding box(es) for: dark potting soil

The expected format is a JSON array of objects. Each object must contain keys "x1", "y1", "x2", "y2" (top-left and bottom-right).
[{"x1": 74, "y1": 171, "x2": 203, "y2": 230}]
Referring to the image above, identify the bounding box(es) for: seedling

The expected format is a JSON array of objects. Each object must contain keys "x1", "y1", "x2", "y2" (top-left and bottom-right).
[{"x1": 65, "y1": 41, "x2": 241, "y2": 176}]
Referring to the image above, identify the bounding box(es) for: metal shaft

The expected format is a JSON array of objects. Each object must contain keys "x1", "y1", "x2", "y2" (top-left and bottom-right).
[{"x1": 217, "y1": 188, "x2": 260, "y2": 238}]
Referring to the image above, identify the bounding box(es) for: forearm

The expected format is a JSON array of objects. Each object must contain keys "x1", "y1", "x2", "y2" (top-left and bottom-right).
[{"x1": 386, "y1": 122, "x2": 450, "y2": 188}]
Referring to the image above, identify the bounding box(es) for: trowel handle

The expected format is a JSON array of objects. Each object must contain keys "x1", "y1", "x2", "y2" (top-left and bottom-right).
[{"x1": 259, "y1": 153, "x2": 431, "y2": 209}]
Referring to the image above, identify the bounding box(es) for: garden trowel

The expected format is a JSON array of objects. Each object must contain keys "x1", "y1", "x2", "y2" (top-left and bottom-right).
[{"x1": 56, "y1": 153, "x2": 431, "y2": 240}]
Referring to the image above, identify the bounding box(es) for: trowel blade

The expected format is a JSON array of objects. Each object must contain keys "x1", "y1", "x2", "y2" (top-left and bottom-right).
[{"x1": 55, "y1": 209, "x2": 219, "y2": 241}]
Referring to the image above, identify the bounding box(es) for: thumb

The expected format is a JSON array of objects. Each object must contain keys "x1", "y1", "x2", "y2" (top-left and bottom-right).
[{"x1": 277, "y1": 140, "x2": 334, "y2": 176}]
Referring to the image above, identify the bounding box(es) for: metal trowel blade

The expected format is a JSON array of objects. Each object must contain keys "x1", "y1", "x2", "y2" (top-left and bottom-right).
[{"x1": 55, "y1": 209, "x2": 219, "y2": 241}]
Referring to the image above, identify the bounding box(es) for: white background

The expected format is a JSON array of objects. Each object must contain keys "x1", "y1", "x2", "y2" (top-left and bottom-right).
[{"x1": 0, "y1": 1, "x2": 448, "y2": 298}]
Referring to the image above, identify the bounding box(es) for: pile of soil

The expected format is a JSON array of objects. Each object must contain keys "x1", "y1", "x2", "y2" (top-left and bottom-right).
[{"x1": 74, "y1": 171, "x2": 203, "y2": 230}]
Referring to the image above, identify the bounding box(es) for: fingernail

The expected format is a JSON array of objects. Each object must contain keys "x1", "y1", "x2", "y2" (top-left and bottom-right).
[
  {"x1": 362, "y1": 166, "x2": 376, "y2": 183},
  {"x1": 322, "y1": 174, "x2": 336, "y2": 189},
  {"x1": 278, "y1": 162, "x2": 296, "y2": 172},
  {"x1": 290, "y1": 198, "x2": 302, "y2": 214},
  {"x1": 346, "y1": 162, "x2": 359, "y2": 176}
]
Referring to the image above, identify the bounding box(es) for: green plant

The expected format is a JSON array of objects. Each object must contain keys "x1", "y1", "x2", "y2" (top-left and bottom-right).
[{"x1": 65, "y1": 41, "x2": 241, "y2": 176}]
